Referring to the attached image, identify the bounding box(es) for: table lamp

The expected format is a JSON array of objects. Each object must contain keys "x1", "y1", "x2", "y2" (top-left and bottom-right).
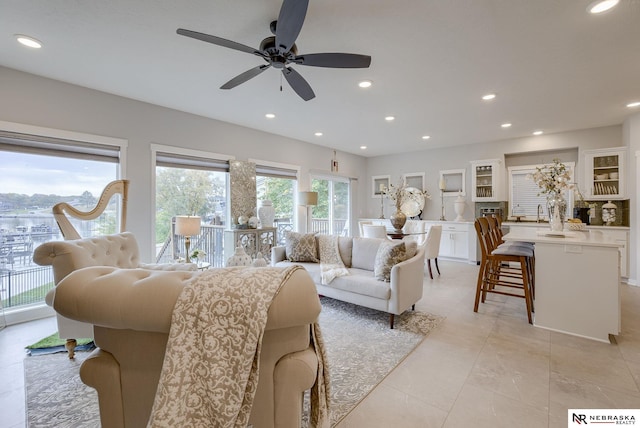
[
  {"x1": 175, "y1": 215, "x2": 201, "y2": 262},
  {"x1": 298, "y1": 191, "x2": 318, "y2": 232}
]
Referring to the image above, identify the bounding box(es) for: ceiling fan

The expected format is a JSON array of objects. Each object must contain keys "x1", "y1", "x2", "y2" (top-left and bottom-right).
[{"x1": 177, "y1": 0, "x2": 371, "y2": 101}]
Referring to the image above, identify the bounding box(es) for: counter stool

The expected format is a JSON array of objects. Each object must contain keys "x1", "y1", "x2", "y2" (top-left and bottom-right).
[{"x1": 474, "y1": 217, "x2": 535, "y2": 324}]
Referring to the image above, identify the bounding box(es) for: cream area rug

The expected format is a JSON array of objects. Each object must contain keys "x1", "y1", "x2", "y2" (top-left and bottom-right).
[{"x1": 24, "y1": 297, "x2": 443, "y2": 427}]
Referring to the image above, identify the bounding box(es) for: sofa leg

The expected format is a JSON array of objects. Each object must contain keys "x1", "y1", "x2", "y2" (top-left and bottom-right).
[
  {"x1": 389, "y1": 314, "x2": 395, "y2": 329},
  {"x1": 65, "y1": 339, "x2": 77, "y2": 359},
  {"x1": 412, "y1": 304, "x2": 415, "y2": 311}
]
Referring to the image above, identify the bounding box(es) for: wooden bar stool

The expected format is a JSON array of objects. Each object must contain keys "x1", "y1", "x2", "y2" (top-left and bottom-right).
[{"x1": 474, "y1": 217, "x2": 535, "y2": 324}]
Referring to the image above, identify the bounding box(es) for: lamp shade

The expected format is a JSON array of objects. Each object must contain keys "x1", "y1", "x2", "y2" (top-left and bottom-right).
[
  {"x1": 298, "y1": 191, "x2": 318, "y2": 206},
  {"x1": 175, "y1": 215, "x2": 201, "y2": 236}
]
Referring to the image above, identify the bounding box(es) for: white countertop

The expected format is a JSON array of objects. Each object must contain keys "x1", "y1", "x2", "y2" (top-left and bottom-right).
[
  {"x1": 503, "y1": 227, "x2": 623, "y2": 248},
  {"x1": 502, "y1": 221, "x2": 629, "y2": 231}
]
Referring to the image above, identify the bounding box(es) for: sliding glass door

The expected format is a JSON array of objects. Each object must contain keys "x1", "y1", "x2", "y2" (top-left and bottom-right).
[{"x1": 310, "y1": 176, "x2": 350, "y2": 236}]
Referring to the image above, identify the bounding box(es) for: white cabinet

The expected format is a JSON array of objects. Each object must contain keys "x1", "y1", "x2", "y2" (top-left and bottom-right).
[
  {"x1": 470, "y1": 159, "x2": 503, "y2": 202},
  {"x1": 583, "y1": 147, "x2": 627, "y2": 200},
  {"x1": 427, "y1": 222, "x2": 471, "y2": 260},
  {"x1": 224, "y1": 227, "x2": 276, "y2": 263}
]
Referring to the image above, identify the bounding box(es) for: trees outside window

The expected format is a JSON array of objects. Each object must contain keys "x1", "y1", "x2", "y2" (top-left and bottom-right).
[{"x1": 311, "y1": 177, "x2": 350, "y2": 235}]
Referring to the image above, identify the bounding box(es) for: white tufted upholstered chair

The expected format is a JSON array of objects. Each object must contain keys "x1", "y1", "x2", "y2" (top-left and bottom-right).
[
  {"x1": 362, "y1": 224, "x2": 389, "y2": 239},
  {"x1": 33, "y1": 232, "x2": 196, "y2": 357}
]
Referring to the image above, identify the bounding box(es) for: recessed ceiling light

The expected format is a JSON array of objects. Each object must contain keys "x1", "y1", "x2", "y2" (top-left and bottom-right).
[
  {"x1": 533, "y1": 130, "x2": 543, "y2": 135},
  {"x1": 265, "y1": 113, "x2": 275, "y2": 119},
  {"x1": 314, "y1": 132, "x2": 323, "y2": 136},
  {"x1": 588, "y1": 0, "x2": 619, "y2": 14},
  {"x1": 358, "y1": 80, "x2": 372, "y2": 88},
  {"x1": 360, "y1": 145, "x2": 367, "y2": 150},
  {"x1": 422, "y1": 135, "x2": 431, "y2": 140},
  {"x1": 385, "y1": 116, "x2": 395, "y2": 121},
  {"x1": 15, "y1": 34, "x2": 42, "y2": 49},
  {"x1": 627, "y1": 101, "x2": 640, "y2": 108},
  {"x1": 482, "y1": 93, "x2": 496, "y2": 101},
  {"x1": 501, "y1": 123, "x2": 512, "y2": 128}
]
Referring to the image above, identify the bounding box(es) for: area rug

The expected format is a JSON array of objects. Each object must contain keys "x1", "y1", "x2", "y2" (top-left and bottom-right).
[
  {"x1": 25, "y1": 332, "x2": 95, "y2": 356},
  {"x1": 24, "y1": 297, "x2": 443, "y2": 427}
]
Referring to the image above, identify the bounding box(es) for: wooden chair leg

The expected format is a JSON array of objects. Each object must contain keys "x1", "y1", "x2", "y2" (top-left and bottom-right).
[
  {"x1": 435, "y1": 258, "x2": 440, "y2": 275},
  {"x1": 427, "y1": 259, "x2": 433, "y2": 279},
  {"x1": 389, "y1": 313, "x2": 395, "y2": 329}
]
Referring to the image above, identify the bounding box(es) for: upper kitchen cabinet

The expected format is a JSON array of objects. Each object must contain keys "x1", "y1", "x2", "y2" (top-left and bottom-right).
[
  {"x1": 583, "y1": 147, "x2": 627, "y2": 200},
  {"x1": 470, "y1": 159, "x2": 503, "y2": 202}
]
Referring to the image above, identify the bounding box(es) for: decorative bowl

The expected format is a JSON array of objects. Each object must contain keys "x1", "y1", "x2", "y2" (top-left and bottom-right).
[
  {"x1": 568, "y1": 222, "x2": 587, "y2": 231},
  {"x1": 595, "y1": 173, "x2": 608, "y2": 180},
  {"x1": 609, "y1": 172, "x2": 619, "y2": 179}
]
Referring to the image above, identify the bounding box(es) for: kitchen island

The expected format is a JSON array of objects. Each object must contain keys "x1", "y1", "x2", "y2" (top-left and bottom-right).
[{"x1": 503, "y1": 227, "x2": 622, "y2": 343}]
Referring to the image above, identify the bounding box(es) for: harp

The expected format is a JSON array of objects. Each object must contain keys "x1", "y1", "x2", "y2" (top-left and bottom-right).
[{"x1": 52, "y1": 179, "x2": 129, "y2": 240}]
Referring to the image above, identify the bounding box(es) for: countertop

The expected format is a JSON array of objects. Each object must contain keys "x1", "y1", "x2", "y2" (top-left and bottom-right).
[
  {"x1": 503, "y1": 228, "x2": 623, "y2": 248},
  {"x1": 502, "y1": 221, "x2": 629, "y2": 231}
]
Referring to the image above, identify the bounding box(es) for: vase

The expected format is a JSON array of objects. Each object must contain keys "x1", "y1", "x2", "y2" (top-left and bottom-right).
[
  {"x1": 251, "y1": 251, "x2": 268, "y2": 267},
  {"x1": 454, "y1": 194, "x2": 466, "y2": 222},
  {"x1": 547, "y1": 193, "x2": 567, "y2": 232},
  {"x1": 258, "y1": 199, "x2": 275, "y2": 228},
  {"x1": 390, "y1": 210, "x2": 407, "y2": 233},
  {"x1": 226, "y1": 245, "x2": 252, "y2": 267}
]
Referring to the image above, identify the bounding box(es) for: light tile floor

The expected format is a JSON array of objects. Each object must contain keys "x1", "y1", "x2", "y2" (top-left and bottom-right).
[{"x1": 1, "y1": 260, "x2": 639, "y2": 427}]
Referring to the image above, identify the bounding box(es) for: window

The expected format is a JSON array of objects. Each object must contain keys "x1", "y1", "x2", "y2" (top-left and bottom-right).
[
  {"x1": 253, "y1": 160, "x2": 299, "y2": 245},
  {"x1": 0, "y1": 122, "x2": 125, "y2": 313},
  {"x1": 508, "y1": 163, "x2": 575, "y2": 218},
  {"x1": 153, "y1": 145, "x2": 231, "y2": 266},
  {"x1": 311, "y1": 176, "x2": 350, "y2": 236}
]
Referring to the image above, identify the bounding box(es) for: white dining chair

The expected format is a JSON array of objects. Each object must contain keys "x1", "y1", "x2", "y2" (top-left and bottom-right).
[{"x1": 362, "y1": 224, "x2": 388, "y2": 239}]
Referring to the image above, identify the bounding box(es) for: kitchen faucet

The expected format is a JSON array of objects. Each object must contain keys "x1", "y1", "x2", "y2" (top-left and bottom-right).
[{"x1": 537, "y1": 204, "x2": 543, "y2": 223}]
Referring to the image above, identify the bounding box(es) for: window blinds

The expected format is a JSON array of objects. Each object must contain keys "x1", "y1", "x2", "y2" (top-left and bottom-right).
[{"x1": 0, "y1": 131, "x2": 120, "y2": 162}]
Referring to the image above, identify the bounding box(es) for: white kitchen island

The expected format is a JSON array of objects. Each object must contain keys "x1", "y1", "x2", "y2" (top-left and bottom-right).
[{"x1": 503, "y1": 228, "x2": 622, "y2": 343}]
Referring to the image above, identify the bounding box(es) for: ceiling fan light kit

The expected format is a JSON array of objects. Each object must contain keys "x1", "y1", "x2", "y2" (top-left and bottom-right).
[{"x1": 177, "y1": 0, "x2": 371, "y2": 101}]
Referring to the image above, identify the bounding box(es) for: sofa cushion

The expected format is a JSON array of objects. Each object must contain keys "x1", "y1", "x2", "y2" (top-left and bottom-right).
[
  {"x1": 323, "y1": 268, "x2": 391, "y2": 300},
  {"x1": 337, "y1": 236, "x2": 353, "y2": 268},
  {"x1": 404, "y1": 240, "x2": 418, "y2": 259},
  {"x1": 285, "y1": 232, "x2": 318, "y2": 262},
  {"x1": 351, "y1": 237, "x2": 385, "y2": 271},
  {"x1": 374, "y1": 241, "x2": 407, "y2": 282}
]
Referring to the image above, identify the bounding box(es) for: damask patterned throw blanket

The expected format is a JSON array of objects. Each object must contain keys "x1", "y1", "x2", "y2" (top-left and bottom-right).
[
  {"x1": 318, "y1": 234, "x2": 349, "y2": 285},
  {"x1": 147, "y1": 265, "x2": 329, "y2": 428}
]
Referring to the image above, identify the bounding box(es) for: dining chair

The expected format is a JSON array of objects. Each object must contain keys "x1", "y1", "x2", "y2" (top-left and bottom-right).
[
  {"x1": 358, "y1": 220, "x2": 374, "y2": 237},
  {"x1": 423, "y1": 225, "x2": 442, "y2": 279},
  {"x1": 362, "y1": 224, "x2": 388, "y2": 239}
]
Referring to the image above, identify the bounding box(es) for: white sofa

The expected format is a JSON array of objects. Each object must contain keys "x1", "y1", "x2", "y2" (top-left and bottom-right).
[{"x1": 272, "y1": 236, "x2": 425, "y2": 328}]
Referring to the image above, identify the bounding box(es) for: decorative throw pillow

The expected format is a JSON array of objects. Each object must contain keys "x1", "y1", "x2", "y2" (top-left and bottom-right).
[
  {"x1": 285, "y1": 232, "x2": 319, "y2": 262},
  {"x1": 374, "y1": 241, "x2": 407, "y2": 282}
]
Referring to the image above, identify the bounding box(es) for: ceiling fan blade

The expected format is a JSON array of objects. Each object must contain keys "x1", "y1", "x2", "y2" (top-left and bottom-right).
[
  {"x1": 282, "y1": 67, "x2": 315, "y2": 101},
  {"x1": 275, "y1": 0, "x2": 309, "y2": 52},
  {"x1": 221, "y1": 65, "x2": 270, "y2": 90},
  {"x1": 294, "y1": 53, "x2": 372, "y2": 68},
  {"x1": 177, "y1": 28, "x2": 264, "y2": 57}
]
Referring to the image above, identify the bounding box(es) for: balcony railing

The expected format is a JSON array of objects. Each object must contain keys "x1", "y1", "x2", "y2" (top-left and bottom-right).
[{"x1": 1, "y1": 266, "x2": 54, "y2": 309}]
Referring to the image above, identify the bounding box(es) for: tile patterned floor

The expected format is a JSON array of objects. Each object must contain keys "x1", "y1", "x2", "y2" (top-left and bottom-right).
[{"x1": 1, "y1": 260, "x2": 639, "y2": 427}]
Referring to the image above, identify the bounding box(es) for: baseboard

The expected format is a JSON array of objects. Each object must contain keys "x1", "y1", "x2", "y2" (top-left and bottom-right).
[{"x1": 3, "y1": 304, "x2": 55, "y2": 326}]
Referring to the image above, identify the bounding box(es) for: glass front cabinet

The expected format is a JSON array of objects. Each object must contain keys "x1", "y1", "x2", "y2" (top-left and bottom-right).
[
  {"x1": 583, "y1": 147, "x2": 626, "y2": 200},
  {"x1": 470, "y1": 159, "x2": 503, "y2": 202}
]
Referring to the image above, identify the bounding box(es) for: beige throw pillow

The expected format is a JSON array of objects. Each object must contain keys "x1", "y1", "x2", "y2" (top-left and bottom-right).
[
  {"x1": 285, "y1": 232, "x2": 319, "y2": 262},
  {"x1": 374, "y1": 240, "x2": 407, "y2": 282}
]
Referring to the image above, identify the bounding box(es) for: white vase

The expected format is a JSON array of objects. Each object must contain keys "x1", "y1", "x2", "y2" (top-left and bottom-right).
[
  {"x1": 226, "y1": 246, "x2": 252, "y2": 267},
  {"x1": 251, "y1": 251, "x2": 268, "y2": 267},
  {"x1": 454, "y1": 194, "x2": 466, "y2": 222},
  {"x1": 258, "y1": 199, "x2": 275, "y2": 228}
]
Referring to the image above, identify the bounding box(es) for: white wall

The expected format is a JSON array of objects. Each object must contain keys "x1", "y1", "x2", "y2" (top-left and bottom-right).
[
  {"x1": 623, "y1": 112, "x2": 640, "y2": 285},
  {"x1": 0, "y1": 66, "x2": 367, "y2": 261}
]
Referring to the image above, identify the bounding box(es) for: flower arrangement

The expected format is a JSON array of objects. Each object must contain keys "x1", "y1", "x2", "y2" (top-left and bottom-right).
[
  {"x1": 528, "y1": 158, "x2": 574, "y2": 197},
  {"x1": 190, "y1": 249, "x2": 206, "y2": 261},
  {"x1": 382, "y1": 180, "x2": 431, "y2": 210}
]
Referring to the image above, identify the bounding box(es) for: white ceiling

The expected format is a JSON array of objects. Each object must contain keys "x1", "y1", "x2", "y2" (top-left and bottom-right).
[{"x1": 1, "y1": 0, "x2": 639, "y2": 157}]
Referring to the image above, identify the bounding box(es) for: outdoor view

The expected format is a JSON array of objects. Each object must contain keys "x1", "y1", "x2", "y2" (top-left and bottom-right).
[{"x1": 1, "y1": 151, "x2": 118, "y2": 313}]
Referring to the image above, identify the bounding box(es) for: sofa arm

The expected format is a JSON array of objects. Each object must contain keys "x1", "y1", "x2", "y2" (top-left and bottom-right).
[
  {"x1": 271, "y1": 246, "x2": 286, "y2": 265},
  {"x1": 388, "y1": 247, "x2": 426, "y2": 314}
]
